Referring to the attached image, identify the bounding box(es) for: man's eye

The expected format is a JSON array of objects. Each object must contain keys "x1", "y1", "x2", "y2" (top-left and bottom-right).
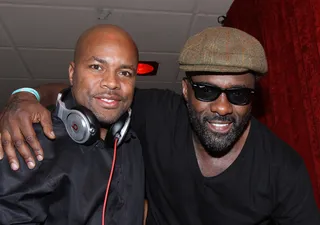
[
  {"x1": 231, "y1": 91, "x2": 244, "y2": 97},
  {"x1": 90, "y1": 64, "x2": 102, "y2": 71},
  {"x1": 197, "y1": 84, "x2": 213, "y2": 93},
  {"x1": 119, "y1": 71, "x2": 133, "y2": 77}
]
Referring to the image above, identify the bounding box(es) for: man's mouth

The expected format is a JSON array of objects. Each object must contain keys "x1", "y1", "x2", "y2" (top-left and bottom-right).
[
  {"x1": 94, "y1": 97, "x2": 120, "y2": 109},
  {"x1": 100, "y1": 98, "x2": 116, "y2": 103},
  {"x1": 207, "y1": 121, "x2": 233, "y2": 133}
]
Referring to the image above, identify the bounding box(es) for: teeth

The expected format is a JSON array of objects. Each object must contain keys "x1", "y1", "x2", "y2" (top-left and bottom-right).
[
  {"x1": 211, "y1": 123, "x2": 229, "y2": 127},
  {"x1": 101, "y1": 98, "x2": 115, "y2": 103}
]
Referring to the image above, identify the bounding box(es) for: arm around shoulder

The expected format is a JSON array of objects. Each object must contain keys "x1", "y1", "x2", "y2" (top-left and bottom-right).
[{"x1": 0, "y1": 82, "x2": 68, "y2": 170}]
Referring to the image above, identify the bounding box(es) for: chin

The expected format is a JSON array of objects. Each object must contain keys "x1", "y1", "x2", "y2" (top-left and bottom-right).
[
  {"x1": 95, "y1": 109, "x2": 123, "y2": 124},
  {"x1": 96, "y1": 115, "x2": 119, "y2": 125},
  {"x1": 204, "y1": 141, "x2": 235, "y2": 157}
]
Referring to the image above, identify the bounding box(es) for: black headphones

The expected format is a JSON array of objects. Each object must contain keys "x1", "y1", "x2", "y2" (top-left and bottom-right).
[{"x1": 56, "y1": 88, "x2": 131, "y2": 147}]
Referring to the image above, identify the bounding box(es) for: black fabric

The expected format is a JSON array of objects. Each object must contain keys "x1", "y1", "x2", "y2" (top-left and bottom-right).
[
  {"x1": 131, "y1": 88, "x2": 320, "y2": 225},
  {"x1": 0, "y1": 96, "x2": 145, "y2": 224}
]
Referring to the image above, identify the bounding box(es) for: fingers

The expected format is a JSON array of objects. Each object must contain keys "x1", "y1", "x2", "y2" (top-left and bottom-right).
[
  {"x1": 40, "y1": 109, "x2": 55, "y2": 140},
  {"x1": 8, "y1": 125, "x2": 38, "y2": 170},
  {"x1": 0, "y1": 94, "x2": 48, "y2": 170},
  {"x1": 20, "y1": 118, "x2": 43, "y2": 162},
  {"x1": 12, "y1": 135, "x2": 36, "y2": 170},
  {"x1": 1, "y1": 130, "x2": 20, "y2": 170},
  {"x1": 7, "y1": 117, "x2": 38, "y2": 169}
]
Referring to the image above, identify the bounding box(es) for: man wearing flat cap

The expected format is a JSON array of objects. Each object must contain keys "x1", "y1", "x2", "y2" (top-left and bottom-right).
[{"x1": 1, "y1": 26, "x2": 319, "y2": 224}]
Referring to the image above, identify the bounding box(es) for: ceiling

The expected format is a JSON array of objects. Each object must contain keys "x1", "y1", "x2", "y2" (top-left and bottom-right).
[{"x1": 0, "y1": 0, "x2": 234, "y2": 107}]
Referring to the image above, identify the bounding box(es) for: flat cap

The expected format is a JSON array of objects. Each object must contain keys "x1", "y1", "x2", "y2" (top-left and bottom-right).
[{"x1": 179, "y1": 27, "x2": 268, "y2": 75}]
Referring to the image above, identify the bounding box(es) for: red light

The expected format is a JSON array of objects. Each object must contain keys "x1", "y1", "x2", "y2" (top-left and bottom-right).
[{"x1": 137, "y1": 63, "x2": 154, "y2": 75}]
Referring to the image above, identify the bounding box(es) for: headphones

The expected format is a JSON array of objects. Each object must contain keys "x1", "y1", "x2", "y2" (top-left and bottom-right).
[{"x1": 56, "y1": 88, "x2": 131, "y2": 147}]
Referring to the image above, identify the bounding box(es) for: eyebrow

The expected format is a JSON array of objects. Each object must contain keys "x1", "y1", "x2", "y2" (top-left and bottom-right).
[
  {"x1": 91, "y1": 56, "x2": 107, "y2": 64},
  {"x1": 229, "y1": 84, "x2": 249, "y2": 89},
  {"x1": 91, "y1": 56, "x2": 136, "y2": 71},
  {"x1": 119, "y1": 64, "x2": 136, "y2": 71}
]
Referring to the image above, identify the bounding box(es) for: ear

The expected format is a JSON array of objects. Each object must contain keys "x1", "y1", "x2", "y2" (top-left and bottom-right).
[
  {"x1": 182, "y1": 78, "x2": 189, "y2": 102},
  {"x1": 68, "y1": 62, "x2": 75, "y2": 86}
]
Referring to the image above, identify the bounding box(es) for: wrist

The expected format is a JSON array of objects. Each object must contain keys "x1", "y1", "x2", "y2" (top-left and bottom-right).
[
  {"x1": 10, "y1": 91, "x2": 38, "y2": 102},
  {"x1": 11, "y1": 87, "x2": 40, "y2": 101}
]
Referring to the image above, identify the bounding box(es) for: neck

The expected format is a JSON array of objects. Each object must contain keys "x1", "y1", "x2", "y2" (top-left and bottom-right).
[
  {"x1": 193, "y1": 120, "x2": 251, "y2": 177},
  {"x1": 100, "y1": 128, "x2": 108, "y2": 140}
]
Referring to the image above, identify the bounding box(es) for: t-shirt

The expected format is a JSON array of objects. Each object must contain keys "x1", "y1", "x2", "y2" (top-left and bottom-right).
[
  {"x1": 0, "y1": 94, "x2": 145, "y2": 225},
  {"x1": 131, "y1": 88, "x2": 320, "y2": 225}
]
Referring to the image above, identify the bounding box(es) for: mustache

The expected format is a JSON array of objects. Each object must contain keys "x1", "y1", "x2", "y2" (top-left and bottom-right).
[
  {"x1": 203, "y1": 114, "x2": 235, "y2": 123},
  {"x1": 93, "y1": 90, "x2": 123, "y2": 99},
  {"x1": 185, "y1": 101, "x2": 236, "y2": 123}
]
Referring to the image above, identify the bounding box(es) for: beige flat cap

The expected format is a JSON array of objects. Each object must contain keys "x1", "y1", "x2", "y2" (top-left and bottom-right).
[{"x1": 179, "y1": 27, "x2": 268, "y2": 75}]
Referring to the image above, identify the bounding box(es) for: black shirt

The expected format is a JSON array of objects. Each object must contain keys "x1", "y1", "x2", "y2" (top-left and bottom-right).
[
  {"x1": 0, "y1": 108, "x2": 145, "y2": 224},
  {"x1": 131, "y1": 88, "x2": 320, "y2": 225}
]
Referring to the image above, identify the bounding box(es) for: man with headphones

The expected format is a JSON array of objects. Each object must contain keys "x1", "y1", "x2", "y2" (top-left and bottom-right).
[{"x1": 0, "y1": 24, "x2": 145, "y2": 224}]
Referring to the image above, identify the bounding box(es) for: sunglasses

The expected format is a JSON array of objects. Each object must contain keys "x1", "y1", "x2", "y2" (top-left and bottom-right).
[{"x1": 186, "y1": 77, "x2": 255, "y2": 105}]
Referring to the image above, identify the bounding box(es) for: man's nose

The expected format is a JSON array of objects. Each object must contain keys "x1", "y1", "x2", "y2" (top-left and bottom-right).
[
  {"x1": 209, "y1": 93, "x2": 233, "y2": 116},
  {"x1": 100, "y1": 72, "x2": 120, "y2": 90}
]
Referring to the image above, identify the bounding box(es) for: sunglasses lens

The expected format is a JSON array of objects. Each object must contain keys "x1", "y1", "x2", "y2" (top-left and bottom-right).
[
  {"x1": 194, "y1": 86, "x2": 221, "y2": 102},
  {"x1": 227, "y1": 89, "x2": 253, "y2": 105}
]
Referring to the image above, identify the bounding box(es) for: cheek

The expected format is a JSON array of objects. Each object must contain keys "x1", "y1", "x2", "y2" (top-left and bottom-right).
[
  {"x1": 72, "y1": 87, "x2": 88, "y2": 107},
  {"x1": 189, "y1": 96, "x2": 209, "y2": 116},
  {"x1": 187, "y1": 88, "x2": 208, "y2": 112},
  {"x1": 121, "y1": 80, "x2": 135, "y2": 100},
  {"x1": 234, "y1": 105, "x2": 252, "y2": 118},
  {"x1": 71, "y1": 77, "x2": 94, "y2": 106},
  {"x1": 73, "y1": 73, "x2": 99, "y2": 93}
]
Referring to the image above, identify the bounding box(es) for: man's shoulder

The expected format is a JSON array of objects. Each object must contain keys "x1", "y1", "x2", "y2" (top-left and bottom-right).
[
  {"x1": 135, "y1": 87, "x2": 180, "y2": 98},
  {"x1": 134, "y1": 88, "x2": 183, "y2": 108},
  {"x1": 33, "y1": 115, "x2": 68, "y2": 141},
  {"x1": 122, "y1": 128, "x2": 141, "y2": 147},
  {"x1": 250, "y1": 117, "x2": 303, "y2": 168},
  {"x1": 131, "y1": 88, "x2": 186, "y2": 131}
]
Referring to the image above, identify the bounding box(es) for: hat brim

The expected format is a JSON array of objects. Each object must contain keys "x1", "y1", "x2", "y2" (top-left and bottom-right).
[
  {"x1": 180, "y1": 65, "x2": 266, "y2": 76},
  {"x1": 179, "y1": 64, "x2": 254, "y2": 73}
]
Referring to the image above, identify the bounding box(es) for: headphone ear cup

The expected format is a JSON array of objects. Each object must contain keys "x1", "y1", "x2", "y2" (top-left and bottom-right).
[
  {"x1": 105, "y1": 111, "x2": 130, "y2": 148},
  {"x1": 65, "y1": 105, "x2": 100, "y2": 145}
]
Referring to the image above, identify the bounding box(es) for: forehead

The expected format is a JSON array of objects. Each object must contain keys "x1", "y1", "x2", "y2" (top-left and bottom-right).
[
  {"x1": 190, "y1": 73, "x2": 255, "y2": 88},
  {"x1": 79, "y1": 34, "x2": 138, "y2": 63}
]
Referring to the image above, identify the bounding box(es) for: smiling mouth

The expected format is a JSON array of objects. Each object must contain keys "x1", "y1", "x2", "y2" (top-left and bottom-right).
[
  {"x1": 100, "y1": 98, "x2": 115, "y2": 103},
  {"x1": 95, "y1": 97, "x2": 120, "y2": 109},
  {"x1": 207, "y1": 121, "x2": 233, "y2": 133}
]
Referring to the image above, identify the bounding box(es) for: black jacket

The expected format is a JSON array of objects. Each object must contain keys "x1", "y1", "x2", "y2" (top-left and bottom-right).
[{"x1": 0, "y1": 107, "x2": 144, "y2": 224}]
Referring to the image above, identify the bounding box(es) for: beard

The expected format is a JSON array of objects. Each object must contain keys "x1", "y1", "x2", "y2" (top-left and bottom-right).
[{"x1": 186, "y1": 101, "x2": 251, "y2": 157}]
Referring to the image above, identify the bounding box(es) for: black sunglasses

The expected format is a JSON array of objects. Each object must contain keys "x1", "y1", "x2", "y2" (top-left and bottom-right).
[{"x1": 186, "y1": 77, "x2": 255, "y2": 105}]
